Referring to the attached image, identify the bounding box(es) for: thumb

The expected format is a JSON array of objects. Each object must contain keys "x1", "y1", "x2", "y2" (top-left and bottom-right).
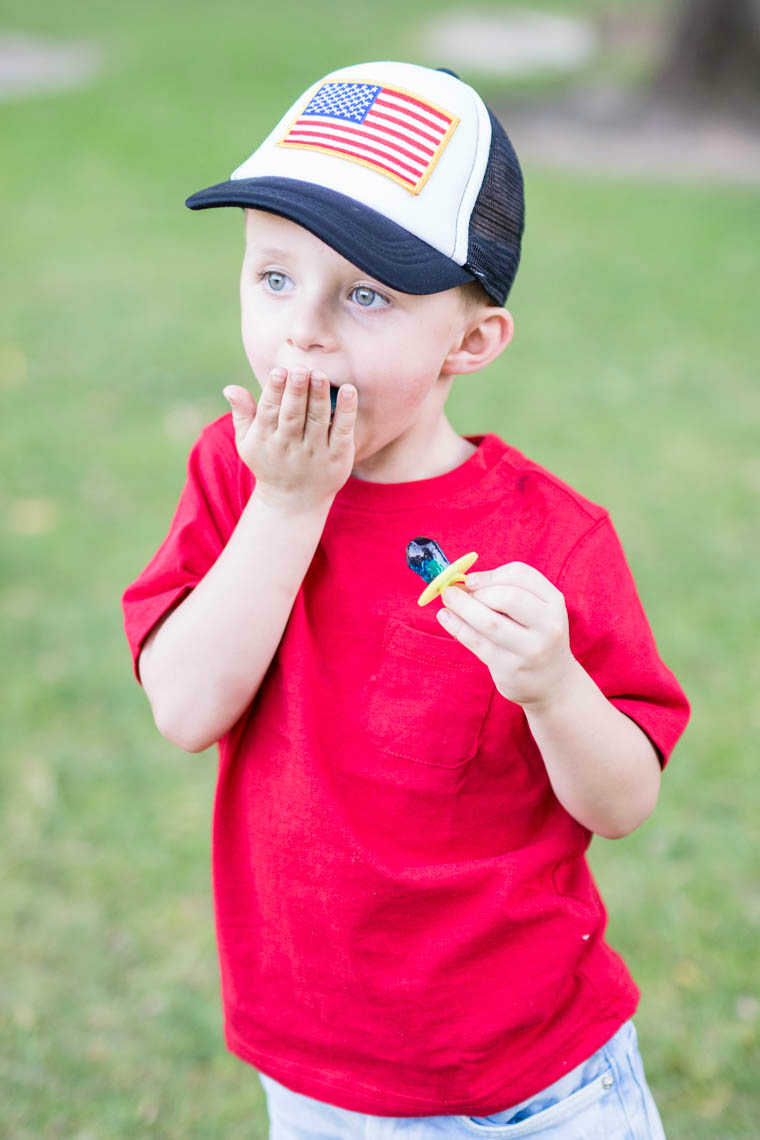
[{"x1": 222, "y1": 385, "x2": 257, "y2": 443}]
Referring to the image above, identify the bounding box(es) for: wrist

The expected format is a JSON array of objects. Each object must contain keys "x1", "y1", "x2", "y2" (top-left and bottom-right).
[
  {"x1": 249, "y1": 484, "x2": 335, "y2": 522},
  {"x1": 518, "y1": 653, "x2": 587, "y2": 722}
]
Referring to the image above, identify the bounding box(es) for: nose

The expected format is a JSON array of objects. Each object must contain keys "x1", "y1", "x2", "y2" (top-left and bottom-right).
[{"x1": 286, "y1": 295, "x2": 338, "y2": 355}]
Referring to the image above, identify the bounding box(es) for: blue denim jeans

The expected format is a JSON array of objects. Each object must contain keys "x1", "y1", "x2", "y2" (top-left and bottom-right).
[{"x1": 258, "y1": 1021, "x2": 666, "y2": 1139}]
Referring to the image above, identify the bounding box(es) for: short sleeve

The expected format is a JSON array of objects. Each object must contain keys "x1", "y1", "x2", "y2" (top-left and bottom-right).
[
  {"x1": 558, "y1": 516, "x2": 690, "y2": 766},
  {"x1": 121, "y1": 415, "x2": 248, "y2": 681}
]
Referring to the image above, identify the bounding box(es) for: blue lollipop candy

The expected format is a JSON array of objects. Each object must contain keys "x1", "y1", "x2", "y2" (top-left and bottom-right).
[{"x1": 406, "y1": 537, "x2": 479, "y2": 606}]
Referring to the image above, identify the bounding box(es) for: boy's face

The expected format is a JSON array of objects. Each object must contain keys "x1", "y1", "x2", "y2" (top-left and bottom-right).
[{"x1": 240, "y1": 210, "x2": 476, "y2": 478}]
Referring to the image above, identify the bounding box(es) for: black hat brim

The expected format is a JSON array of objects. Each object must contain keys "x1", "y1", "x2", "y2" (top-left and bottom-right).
[{"x1": 185, "y1": 176, "x2": 474, "y2": 296}]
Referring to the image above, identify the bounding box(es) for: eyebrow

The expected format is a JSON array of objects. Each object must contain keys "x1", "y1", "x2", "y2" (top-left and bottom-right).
[{"x1": 252, "y1": 247, "x2": 292, "y2": 259}]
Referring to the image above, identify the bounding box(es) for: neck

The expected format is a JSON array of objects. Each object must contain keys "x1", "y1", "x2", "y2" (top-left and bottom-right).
[{"x1": 351, "y1": 415, "x2": 476, "y2": 484}]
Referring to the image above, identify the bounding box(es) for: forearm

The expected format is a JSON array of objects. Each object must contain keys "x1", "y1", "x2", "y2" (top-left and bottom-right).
[
  {"x1": 522, "y1": 658, "x2": 661, "y2": 839},
  {"x1": 139, "y1": 490, "x2": 331, "y2": 751}
]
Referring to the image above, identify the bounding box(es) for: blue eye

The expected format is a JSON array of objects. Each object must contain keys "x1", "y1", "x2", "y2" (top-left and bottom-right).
[
  {"x1": 351, "y1": 285, "x2": 388, "y2": 309},
  {"x1": 264, "y1": 271, "x2": 290, "y2": 292}
]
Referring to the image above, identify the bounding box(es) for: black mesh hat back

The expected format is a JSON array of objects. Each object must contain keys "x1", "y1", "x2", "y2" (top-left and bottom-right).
[{"x1": 465, "y1": 108, "x2": 525, "y2": 306}]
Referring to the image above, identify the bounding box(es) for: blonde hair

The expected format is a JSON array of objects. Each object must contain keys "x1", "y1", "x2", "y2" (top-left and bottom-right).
[{"x1": 459, "y1": 279, "x2": 497, "y2": 313}]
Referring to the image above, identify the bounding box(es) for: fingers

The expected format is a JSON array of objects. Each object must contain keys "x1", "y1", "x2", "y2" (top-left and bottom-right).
[
  {"x1": 440, "y1": 587, "x2": 533, "y2": 654},
  {"x1": 228, "y1": 366, "x2": 356, "y2": 502},
  {"x1": 438, "y1": 563, "x2": 572, "y2": 710},
  {"x1": 303, "y1": 369, "x2": 332, "y2": 436},
  {"x1": 253, "y1": 368, "x2": 353, "y2": 444},
  {"x1": 466, "y1": 584, "x2": 546, "y2": 629},
  {"x1": 223, "y1": 384, "x2": 257, "y2": 444},
  {"x1": 277, "y1": 365, "x2": 312, "y2": 440},
  {"x1": 465, "y1": 561, "x2": 560, "y2": 604},
  {"x1": 251, "y1": 368, "x2": 287, "y2": 434},
  {"x1": 437, "y1": 603, "x2": 513, "y2": 670},
  {"x1": 329, "y1": 383, "x2": 357, "y2": 446}
]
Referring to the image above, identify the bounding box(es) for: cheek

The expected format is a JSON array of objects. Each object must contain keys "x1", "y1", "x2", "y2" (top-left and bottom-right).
[
  {"x1": 391, "y1": 323, "x2": 448, "y2": 374},
  {"x1": 240, "y1": 296, "x2": 254, "y2": 346},
  {"x1": 241, "y1": 304, "x2": 275, "y2": 378},
  {"x1": 241, "y1": 327, "x2": 260, "y2": 375},
  {"x1": 357, "y1": 369, "x2": 439, "y2": 434},
  {"x1": 367, "y1": 341, "x2": 447, "y2": 404}
]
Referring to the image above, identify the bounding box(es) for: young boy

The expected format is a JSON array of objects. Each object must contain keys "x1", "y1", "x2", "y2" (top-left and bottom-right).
[{"x1": 123, "y1": 62, "x2": 689, "y2": 1137}]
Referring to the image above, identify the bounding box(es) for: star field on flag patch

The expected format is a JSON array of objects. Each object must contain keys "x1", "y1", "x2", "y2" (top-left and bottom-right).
[{"x1": 278, "y1": 80, "x2": 458, "y2": 194}]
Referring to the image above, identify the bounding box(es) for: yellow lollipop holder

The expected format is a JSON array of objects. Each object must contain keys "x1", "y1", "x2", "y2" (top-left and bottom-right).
[{"x1": 417, "y1": 552, "x2": 478, "y2": 606}]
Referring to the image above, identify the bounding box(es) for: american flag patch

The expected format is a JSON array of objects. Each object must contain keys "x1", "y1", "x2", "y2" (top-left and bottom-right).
[{"x1": 278, "y1": 80, "x2": 458, "y2": 194}]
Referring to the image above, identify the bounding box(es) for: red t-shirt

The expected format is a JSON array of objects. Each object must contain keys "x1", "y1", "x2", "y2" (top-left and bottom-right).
[{"x1": 123, "y1": 416, "x2": 689, "y2": 1116}]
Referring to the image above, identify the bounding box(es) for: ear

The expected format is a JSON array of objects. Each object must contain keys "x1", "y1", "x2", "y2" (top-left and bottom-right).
[{"x1": 442, "y1": 308, "x2": 515, "y2": 376}]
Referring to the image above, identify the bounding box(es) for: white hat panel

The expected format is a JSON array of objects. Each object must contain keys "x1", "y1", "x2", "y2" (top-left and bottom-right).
[{"x1": 230, "y1": 61, "x2": 492, "y2": 264}]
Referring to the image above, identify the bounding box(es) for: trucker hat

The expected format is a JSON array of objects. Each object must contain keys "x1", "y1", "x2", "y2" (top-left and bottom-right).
[{"x1": 185, "y1": 61, "x2": 524, "y2": 305}]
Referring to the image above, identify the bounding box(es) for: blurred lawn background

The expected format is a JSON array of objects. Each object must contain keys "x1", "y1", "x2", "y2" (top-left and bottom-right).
[{"x1": 1, "y1": 0, "x2": 758, "y2": 1136}]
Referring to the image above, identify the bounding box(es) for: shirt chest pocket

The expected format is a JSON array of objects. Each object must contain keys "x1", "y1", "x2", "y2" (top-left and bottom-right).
[{"x1": 365, "y1": 617, "x2": 495, "y2": 769}]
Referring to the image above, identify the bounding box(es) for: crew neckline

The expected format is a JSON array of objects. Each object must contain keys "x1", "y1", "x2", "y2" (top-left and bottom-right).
[{"x1": 334, "y1": 434, "x2": 505, "y2": 512}]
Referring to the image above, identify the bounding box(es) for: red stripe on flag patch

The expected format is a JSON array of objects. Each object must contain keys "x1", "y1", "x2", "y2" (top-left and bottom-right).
[
  {"x1": 289, "y1": 120, "x2": 433, "y2": 168},
  {"x1": 278, "y1": 79, "x2": 459, "y2": 194},
  {"x1": 286, "y1": 129, "x2": 425, "y2": 181}
]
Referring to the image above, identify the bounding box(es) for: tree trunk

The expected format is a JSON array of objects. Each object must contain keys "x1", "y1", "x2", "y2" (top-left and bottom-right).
[{"x1": 657, "y1": 0, "x2": 760, "y2": 106}]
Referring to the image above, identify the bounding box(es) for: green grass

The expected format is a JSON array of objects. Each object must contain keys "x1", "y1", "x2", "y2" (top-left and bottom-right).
[{"x1": 2, "y1": 1, "x2": 758, "y2": 1136}]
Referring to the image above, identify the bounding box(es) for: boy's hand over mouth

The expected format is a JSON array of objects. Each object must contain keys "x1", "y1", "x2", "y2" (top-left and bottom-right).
[{"x1": 223, "y1": 366, "x2": 357, "y2": 513}]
